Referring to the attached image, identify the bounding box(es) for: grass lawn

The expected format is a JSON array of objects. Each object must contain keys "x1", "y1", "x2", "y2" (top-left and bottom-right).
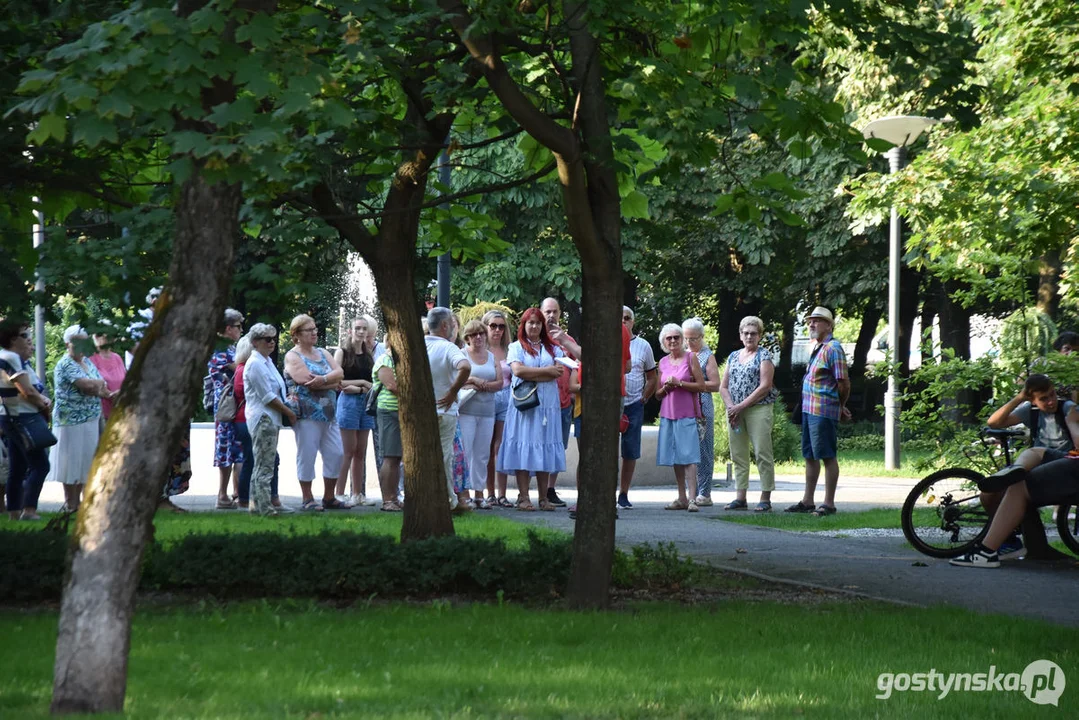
[
  {"x1": 772, "y1": 448, "x2": 940, "y2": 478},
  {"x1": 3, "y1": 511, "x2": 566, "y2": 549},
  {"x1": 2, "y1": 600, "x2": 1076, "y2": 718}
]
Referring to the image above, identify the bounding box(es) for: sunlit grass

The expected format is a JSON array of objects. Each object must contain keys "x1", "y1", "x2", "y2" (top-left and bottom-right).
[{"x1": 1, "y1": 600, "x2": 1076, "y2": 718}]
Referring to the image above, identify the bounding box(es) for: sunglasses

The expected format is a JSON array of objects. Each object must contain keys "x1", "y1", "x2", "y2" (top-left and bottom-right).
[
  {"x1": 255, "y1": 336, "x2": 277, "y2": 343},
  {"x1": 487, "y1": 323, "x2": 506, "y2": 330}
]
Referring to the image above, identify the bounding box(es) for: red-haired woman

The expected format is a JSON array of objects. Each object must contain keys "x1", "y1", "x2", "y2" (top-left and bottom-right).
[{"x1": 496, "y1": 307, "x2": 566, "y2": 511}]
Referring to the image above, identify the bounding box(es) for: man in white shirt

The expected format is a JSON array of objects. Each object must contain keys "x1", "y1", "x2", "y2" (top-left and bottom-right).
[
  {"x1": 618, "y1": 307, "x2": 657, "y2": 509},
  {"x1": 425, "y1": 307, "x2": 471, "y2": 510}
]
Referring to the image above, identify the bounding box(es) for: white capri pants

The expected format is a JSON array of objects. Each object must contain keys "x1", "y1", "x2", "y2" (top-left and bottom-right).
[
  {"x1": 293, "y1": 419, "x2": 344, "y2": 481},
  {"x1": 458, "y1": 413, "x2": 495, "y2": 493}
]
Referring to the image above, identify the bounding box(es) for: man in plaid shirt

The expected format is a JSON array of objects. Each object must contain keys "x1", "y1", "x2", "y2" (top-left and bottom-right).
[{"x1": 785, "y1": 306, "x2": 850, "y2": 516}]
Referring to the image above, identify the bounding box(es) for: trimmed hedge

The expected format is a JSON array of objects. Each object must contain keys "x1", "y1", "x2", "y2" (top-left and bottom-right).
[{"x1": 0, "y1": 529, "x2": 695, "y2": 603}]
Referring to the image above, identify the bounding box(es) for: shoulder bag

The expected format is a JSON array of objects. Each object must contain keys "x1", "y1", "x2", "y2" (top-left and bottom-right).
[
  {"x1": 512, "y1": 380, "x2": 540, "y2": 411},
  {"x1": 13, "y1": 412, "x2": 57, "y2": 453},
  {"x1": 365, "y1": 382, "x2": 382, "y2": 416},
  {"x1": 214, "y1": 381, "x2": 237, "y2": 422}
]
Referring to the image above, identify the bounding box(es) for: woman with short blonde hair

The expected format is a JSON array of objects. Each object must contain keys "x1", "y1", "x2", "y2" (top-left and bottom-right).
[
  {"x1": 284, "y1": 314, "x2": 346, "y2": 511},
  {"x1": 719, "y1": 315, "x2": 776, "y2": 511},
  {"x1": 482, "y1": 310, "x2": 514, "y2": 507}
]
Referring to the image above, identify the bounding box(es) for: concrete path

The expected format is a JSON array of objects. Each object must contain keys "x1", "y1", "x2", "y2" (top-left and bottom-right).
[{"x1": 28, "y1": 426, "x2": 1079, "y2": 626}]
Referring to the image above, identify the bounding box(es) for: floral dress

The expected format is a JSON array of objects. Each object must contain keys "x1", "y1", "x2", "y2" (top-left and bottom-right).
[
  {"x1": 209, "y1": 346, "x2": 243, "y2": 467},
  {"x1": 53, "y1": 355, "x2": 103, "y2": 427}
]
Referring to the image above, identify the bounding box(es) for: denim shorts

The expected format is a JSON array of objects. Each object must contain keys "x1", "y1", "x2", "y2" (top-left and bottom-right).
[
  {"x1": 801, "y1": 414, "x2": 838, "y2": 460},
  {"x1": 620, "y1": 400, "x2": 644, "y2": 460},
  {"x1": 338, "y1": 392, "x2": 376, "y2": 431},
  {"x1": 494, "y1": 386, "x2": 509, "y2": 423}
]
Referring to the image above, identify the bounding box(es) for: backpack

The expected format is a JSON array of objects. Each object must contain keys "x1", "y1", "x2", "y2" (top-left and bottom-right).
[{"x1": 1026, "y1": 401, "x2": 1073, "y2": 452}]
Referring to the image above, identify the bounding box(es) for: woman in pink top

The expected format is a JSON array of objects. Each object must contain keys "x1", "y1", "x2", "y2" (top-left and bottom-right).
[
  {"x1": 89, "y1": 329, "x2": 126, "y2": 421},
  {"x1": 655, "y1": 323, "x2": 705, "y2": 512}
]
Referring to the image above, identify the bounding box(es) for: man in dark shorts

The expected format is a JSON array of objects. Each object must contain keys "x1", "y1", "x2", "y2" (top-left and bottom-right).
[{"x1": 951, "y1": 457, "x2": 1079, "y2": 568}]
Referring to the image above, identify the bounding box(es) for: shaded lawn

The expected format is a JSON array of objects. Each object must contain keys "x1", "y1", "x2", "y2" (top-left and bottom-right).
[
  {"x1": 1, "y1": 600, "x2": 1076, "y2": 718},
  {"x1": 4, "y1": 511, "x2": 566, "y2": 549}
]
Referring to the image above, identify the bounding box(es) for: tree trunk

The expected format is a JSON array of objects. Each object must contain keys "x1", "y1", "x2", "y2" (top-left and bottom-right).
[
  {"x1": 564, "y1": 7, "x2": 623, "y2": 609},
  {"x1": 1037, "y1": 248, "x2": 1062, "y2": 321},
  {"x1": 50, "y1": 176, "x2": 240, "y2": 714},
  {"x1": 850, "y1": 301, "x2": 882, "y2": 380},
  {"x1": 920, "y1": 281, "x2": 939, "y2": 366},
  {"x1": 309, "y1": 100, "x2": 456, "y2": 542},
  {"x1": 898, "y1": 264, "x2": 922, "y2": 378}
]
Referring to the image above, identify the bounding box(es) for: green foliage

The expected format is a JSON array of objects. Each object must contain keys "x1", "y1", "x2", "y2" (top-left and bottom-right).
[
  {"x1": 0, "y1": 528, "x2": 702, "y2": 603},
  {"x1": 994, "y1": 307, "x2": 1058, "y2": 396},
  {"x1": 897, "y1": 353, "x2": 1000, "y2": 473}
]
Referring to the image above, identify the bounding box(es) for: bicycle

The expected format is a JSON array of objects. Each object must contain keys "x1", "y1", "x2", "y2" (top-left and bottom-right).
[{"x1": 901, "y1": 428, "x2": 1079, "y2": 558}]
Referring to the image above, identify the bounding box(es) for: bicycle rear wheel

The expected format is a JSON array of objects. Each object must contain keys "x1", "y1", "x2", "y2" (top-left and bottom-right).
[
  {"x1": 1055, "y1": 503, "x2": 1079, "y2": 556},
  {"x1": 902, "y1": 468, "x2": 990, "y2": 558}
]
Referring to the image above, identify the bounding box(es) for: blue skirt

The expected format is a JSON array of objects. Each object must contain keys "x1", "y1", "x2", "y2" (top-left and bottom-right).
[
  {"x1": 337, "y1": 392, "x2": 376, "y2": 431},
  {"x1": 657, "y1": 417, "x2": 700, "y2": 466},
  {"x1": 497, "y1": 381, "x2": 565, "y2": 475}
]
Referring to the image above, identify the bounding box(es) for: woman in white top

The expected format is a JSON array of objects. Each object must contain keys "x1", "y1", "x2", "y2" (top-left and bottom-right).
[
  {"x1": 482, "y1": 310, "x2": 514, "y2": 507},
  {"x1": 458, "y1": 319, "x2": 504, "y2": 510},
  {"x1": 244, "y1": 323, "x2": 298, "y2": 516},
  {"x1": 0, "y1": 319, "x2": 52, "y2": 520}
]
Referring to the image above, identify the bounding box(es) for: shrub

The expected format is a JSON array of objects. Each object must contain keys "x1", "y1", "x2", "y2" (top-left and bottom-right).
[{"x1": 0, "y1": 528, "x2": 696, "y2": 603}]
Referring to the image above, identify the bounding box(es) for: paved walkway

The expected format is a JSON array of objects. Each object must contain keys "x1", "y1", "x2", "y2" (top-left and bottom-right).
[{"x1": 29, "y1": 426, "x2": 1079, "y2": 626}]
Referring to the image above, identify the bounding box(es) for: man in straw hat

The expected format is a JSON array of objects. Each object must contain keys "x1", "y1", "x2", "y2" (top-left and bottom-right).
[{"x1": 785, "y1": 306, "x2": 849, "y2": 517}]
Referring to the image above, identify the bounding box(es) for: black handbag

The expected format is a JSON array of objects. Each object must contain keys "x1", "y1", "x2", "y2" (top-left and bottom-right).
[
  {"x1": 365, "y1": 383, "x2": 382, "y2": 416},
  {"x1": 14, "y1": 412, "x2": 57, "y2": 453},
  {"x1": 512, "y1": 380, "x2": 540, "y2": 411}
]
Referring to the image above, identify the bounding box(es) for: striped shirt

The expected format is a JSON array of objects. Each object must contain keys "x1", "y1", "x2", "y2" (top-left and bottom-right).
[
  {"x1": 624, "y1": 335, "x2": 656, "y2": 405},
  {"x1": 801, "y1": 336, "x2": 848, "y2": 420}
]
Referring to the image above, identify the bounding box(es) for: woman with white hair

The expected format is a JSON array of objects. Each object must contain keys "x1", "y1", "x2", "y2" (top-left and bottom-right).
[
  {"x1": 285, "y1": 314, "x2": 346, "y2": 511},
  {"x1": 655, "y1": 323, "x2": 706, "y2": 512},
  {"x1": 244, "y1": 323, "x2": 297, "y2": 515},
  {"x1": 682, "y1": 317, "x2": 721, "y2": 506},
  {"x1": 48, "y1": 325, "x2": 114, "y2": 512},
  {"x1": 719, "y1": 315, "x2": 777, "y2": 511},
  {"x1": 208, "y1": 307, "x2": 245, "y2": 509}
]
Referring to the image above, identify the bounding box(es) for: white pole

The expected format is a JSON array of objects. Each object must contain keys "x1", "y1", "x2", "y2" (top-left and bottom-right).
[
  {"x1": 32, "y1": 198, "x2": 46, "y2": 381},
  {"x1": 884, "y1": 147, "x2": 904, "y2": 470}
]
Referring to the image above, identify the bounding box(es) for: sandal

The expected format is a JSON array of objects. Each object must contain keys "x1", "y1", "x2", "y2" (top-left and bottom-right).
[
  {"x1": 664, "y1": 499, "x2": 689, "y2": 511},
  {"x1": 783, "y1": 501, "x2": 815, "y2": 514},
  {"x1": 322, "y1": 497, "x2": 351, "y2": 510},
  {"x1": 380, "y1": 500, "x2": 403, "y2": 512},
  {"x1": 299, "y1": 499, "x2": 324, "y2": 512},
  {"x1": 516, "y1": 497, "x2": 536, "y2": 512},
  {"x1": 538, "y1": 499, "x2": 555, "y2": 512},
  {"x1": 754, "y1": 501, "x2": 773, "y2": 513},
  {"x1": 215, "y1": 497, "x2": 238, "y2": 510},
  {"x1": 812, "y1": 504, "x2": 837, "y2": 517},
  {"x1": 724, "y1": 499, "x2": 748, "y2": 511},
  {"x1": 497, "y1": 496, "x2": 514, "y2": 509}
]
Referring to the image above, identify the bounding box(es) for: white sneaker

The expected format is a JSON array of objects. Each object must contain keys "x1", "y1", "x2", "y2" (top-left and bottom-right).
[
  {"x1": 335, "y1": 494, "x2": 352, "y2": 506},
  {"x1": 949, "y1": 547, "x2": 1000, "y2": 568},
  {"x1": 350, "y1": 493, "x2": 376, "y2": 507}
]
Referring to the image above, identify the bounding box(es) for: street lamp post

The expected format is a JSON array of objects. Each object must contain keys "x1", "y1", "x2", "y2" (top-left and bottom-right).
[{"x1": 861, "y1": 115, "x2": 944, "y2": 470}]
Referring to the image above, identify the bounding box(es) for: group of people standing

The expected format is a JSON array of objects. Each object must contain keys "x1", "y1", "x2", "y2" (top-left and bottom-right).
[
  {"x1": 0, "y1": 320, "x2": 126, "y2": 519},
  {"x1": 1, "y1": 297, "x2": 851, "y2": 520}
]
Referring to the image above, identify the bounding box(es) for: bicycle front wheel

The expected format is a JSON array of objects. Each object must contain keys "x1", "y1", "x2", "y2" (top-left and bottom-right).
[
  {"x1": 902, "y1": 468, "x2": 990, "y2": 558},
  {"x1": 1056, "y1": 503, "x2": 1079, "y2": 556}
]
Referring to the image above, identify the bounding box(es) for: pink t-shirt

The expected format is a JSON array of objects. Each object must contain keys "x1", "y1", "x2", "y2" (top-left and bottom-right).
[
  {"x1": 659, "y1": 354, "x2": 698, "y2": 420},
  {"x1": 89, "y1": 351, "x2": 126, "y2": 419}
]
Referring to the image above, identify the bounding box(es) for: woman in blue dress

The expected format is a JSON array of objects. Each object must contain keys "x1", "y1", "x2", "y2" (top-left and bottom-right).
[{"x1": 497, "y1": 307, "x2": 566, "y2": 511}]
